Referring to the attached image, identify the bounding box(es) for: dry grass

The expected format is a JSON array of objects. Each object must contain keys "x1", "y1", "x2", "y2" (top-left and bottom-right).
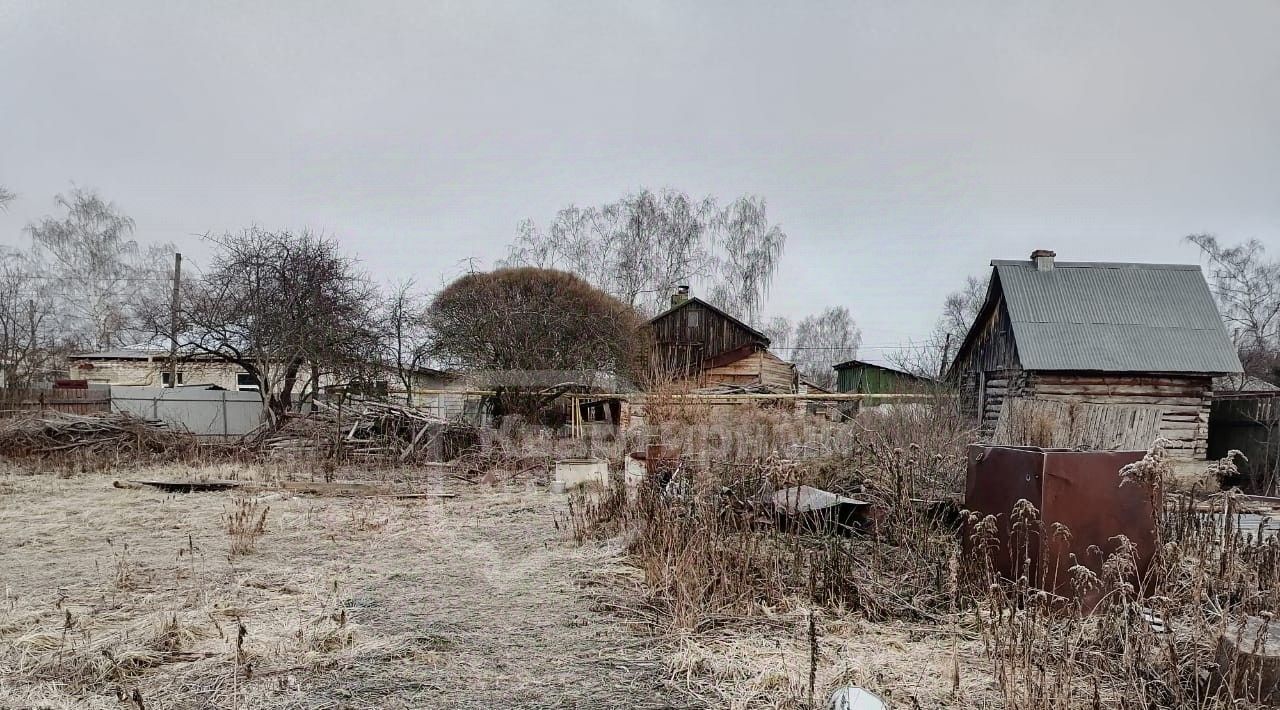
[
  {"x1": 0, "y1": 462, "x2": 683, "y2": 709},
  {"x1": 566, "y1": 403, "x2": 988, "y2": 707},
  {"x1": 570, "y1": 404, "x2": 1280, "y2": 708}
]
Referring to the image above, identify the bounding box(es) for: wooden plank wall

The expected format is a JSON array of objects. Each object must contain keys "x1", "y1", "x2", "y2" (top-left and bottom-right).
[
  {"x1": 698, "y1": 349, "x2": 797, "y2": 393},
  {"x1": 980, "y1": 368, "x2": 1027, "y2": 436},
  {"x1": 952, "y1": 295, "x2": 1021, "y2": 419},
  {"x1": 1024, "y1": 373, "x2": 1213, "y2": 459},
  {"x1": 649, "y1": 301, "x2": 766, "y2": 376},
  {"x1": 993, "y1": 398, "x2": 1165, "y2": 450},
  {"x1": 0, "y1": 388, "x2": 111, "y2": 416}
]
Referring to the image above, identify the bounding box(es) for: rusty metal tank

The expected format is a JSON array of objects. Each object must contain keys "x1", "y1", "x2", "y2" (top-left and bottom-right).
[{"x1": 964, "y1": 445, "x2": 1157, "y2": 609}]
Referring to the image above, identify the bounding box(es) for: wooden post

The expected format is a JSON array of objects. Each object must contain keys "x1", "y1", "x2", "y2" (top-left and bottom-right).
[{"x1": 168, "y1": 253, "x2": 182, "y2": 388}]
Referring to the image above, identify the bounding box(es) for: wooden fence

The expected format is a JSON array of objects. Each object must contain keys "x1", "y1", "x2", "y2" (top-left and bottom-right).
[{"x1": 0, "y1": 388, "x2": 111, "y2": 416}]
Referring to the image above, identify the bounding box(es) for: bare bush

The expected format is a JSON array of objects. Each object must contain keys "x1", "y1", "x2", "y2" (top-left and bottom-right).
[{"x1": 427, "y1": 267, "x2": 647, "y2": 419}]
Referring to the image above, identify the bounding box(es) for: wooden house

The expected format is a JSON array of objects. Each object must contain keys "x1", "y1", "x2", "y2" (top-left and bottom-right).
[
  {"x1": 647, "y1": 287, "x2": 796, "y2": 393},
  {"x1": 946, "y1": 250, "x2": 1242, "y2": 460}
]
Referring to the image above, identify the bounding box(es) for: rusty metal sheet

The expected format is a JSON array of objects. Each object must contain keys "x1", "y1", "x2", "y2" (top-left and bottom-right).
[{"x1": 965, "y1": 445, "x2": 1153, "y2": 610}]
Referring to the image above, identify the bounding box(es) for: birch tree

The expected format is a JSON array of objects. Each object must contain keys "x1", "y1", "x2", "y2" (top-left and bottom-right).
[
  {"x1": 25, "y1": 188, "x2": 172, "y2": 350},
  {"x1": 504, "y1": 189, "x2": 786, "y2": 323},
  {"x1": 1188, "y1": 234, "x2": 1279, "y2": 381},
  {"x1": 790, "y1": 307, "x2": 861, "y2": 390}
]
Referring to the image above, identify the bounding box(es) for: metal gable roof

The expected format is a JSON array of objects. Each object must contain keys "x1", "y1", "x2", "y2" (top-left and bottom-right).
[{"x1": 992, "y1": 259, "x2": 1242, "y2": 374}]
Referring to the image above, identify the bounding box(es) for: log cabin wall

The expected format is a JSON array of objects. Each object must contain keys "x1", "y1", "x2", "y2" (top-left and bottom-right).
[
  {"x1": 979, "y1": 369, "x2": 1029, "y2": 436},
  {"x1": 1023, "y1": 372, "x2": 1214, "y2": 459},
  {"x1": 951, "y1": 296, "x2": 1022, "y2": 421}
]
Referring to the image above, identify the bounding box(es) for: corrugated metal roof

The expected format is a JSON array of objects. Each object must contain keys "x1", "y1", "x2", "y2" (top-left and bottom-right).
[{"x1": 993, "y1": 259, "x2": 1241, "y2": 374}]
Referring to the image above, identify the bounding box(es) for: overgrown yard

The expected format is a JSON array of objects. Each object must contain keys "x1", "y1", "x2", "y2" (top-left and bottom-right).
[
  {"x1": 9, "y1": 401, "x2": 1273, "y2": 710},
  {"x1": 0, "y1": 461, "x2": 1006, "y2": 709},
  {"x1": 0, "y1": 465, "x2": 685, "y2": 709}
]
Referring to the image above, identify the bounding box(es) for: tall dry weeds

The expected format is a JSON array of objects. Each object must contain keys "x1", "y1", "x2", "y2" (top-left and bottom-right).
[
  {"x1": 224, "y1": 496, "x2": 269, "y2": 556},
  {"x1": 574, "y1": 404, "x2": 972, "y2": 631},
  {"x1": 965, "y1": 443, "x2": 1280, "y2": 709}
]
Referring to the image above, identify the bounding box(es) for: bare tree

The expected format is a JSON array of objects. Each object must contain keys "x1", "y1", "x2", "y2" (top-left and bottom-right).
[
  {"x1": 427, "y1": 267, "x2": 646, "y2": 417},
  {"x1": 504, "y1": 189, "x2": 786, "y2": 323},
  {"x1": 379, "y1": 279, "x2": 434, "y2": 404},
  {"x1": 790, "y1": 307, "x2": 861, "y2": 390},
  {"x1": 705, "y1": 196, "x2": 787, "y2": 325},
  {"x1": 0, "y1": 250, "x2": 59, "y2": 389},
  {"x1": 0, "y1": 187, "x2": 13, "y2": 210},
  {"x1": 894, "y1": 273, "x2": 991, "y2": 377},
  {"x1": 504, "y1": 189, "x2": 713, "y2": 314},
  {"x1": 761, "y1": 315, "x2": 794, "y2": 358},
  {"x1": 164, "y1": 228, "x2": 378, "y2": 425},
  {"x1": 1188, "y1": 234, "x2": 1279, "y2": 381},
  {"x1": 25, "y1": 188, "x2": 172, "y2": 350}
]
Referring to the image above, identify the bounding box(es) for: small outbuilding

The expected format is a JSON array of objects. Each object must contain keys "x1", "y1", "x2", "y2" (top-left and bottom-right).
[
  {"x1": 946, "y1": 250, "x2": 1242, "y2": 460},
  {"x1": 833, "y1": 359, "x2": 933, "y2": 395}
]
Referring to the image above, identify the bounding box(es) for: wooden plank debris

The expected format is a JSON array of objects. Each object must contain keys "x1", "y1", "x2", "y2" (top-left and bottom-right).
[
  {"x1": 116, "y1": 478, "x2": 455, "y2": 498},
  {"x1": 263, "y1": 398, "x2": 461, "y2": 461}
]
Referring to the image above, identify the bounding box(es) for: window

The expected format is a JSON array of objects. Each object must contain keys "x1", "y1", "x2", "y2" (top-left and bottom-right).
[
  {"x1": 161, "y1": 371, "x2": 184, "y2": 388},
  {"x1": 685, "y1": 309, "x2": 700, "y2": 328},
  {"x1": 236, "y1": 373, "x2": 261, "y2": 392},
  {"x1": 348, "y1": 379, "x2": 389, "y2": 397}
]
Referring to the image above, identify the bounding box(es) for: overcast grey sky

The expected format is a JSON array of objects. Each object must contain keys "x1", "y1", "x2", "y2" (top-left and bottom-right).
[{"x1": 2, "y1": 1, "x2": 1278, "y2": 362}]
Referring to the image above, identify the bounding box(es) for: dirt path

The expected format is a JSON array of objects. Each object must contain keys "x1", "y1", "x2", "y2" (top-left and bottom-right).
[{"x1": 0, "y1": 469, "x2": 695, "y2": 709}]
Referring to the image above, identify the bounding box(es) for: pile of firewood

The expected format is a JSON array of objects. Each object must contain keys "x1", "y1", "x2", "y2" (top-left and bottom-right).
[
  {"x1": 262, "y1": 399, "x2": 469, "y2": 462},
  {"x1": 0, "y1": 411, "x2": 198, "y2": 459}
]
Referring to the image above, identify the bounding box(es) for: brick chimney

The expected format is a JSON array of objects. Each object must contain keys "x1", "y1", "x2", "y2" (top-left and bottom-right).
[
  {"x1": 1031, "y1": 249, "x2": 1056, "y2": 271},
  {"x1": 671, "y1": 285, "x2": 690, "y2": 306}
]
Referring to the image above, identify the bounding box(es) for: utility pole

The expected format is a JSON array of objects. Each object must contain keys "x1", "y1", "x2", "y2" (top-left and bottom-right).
[
  {"x1": 169, "y1": 253, "x2": 182, "y2": 388},
  {"x1": 938, "y1": 332, "x2": 952, "y2": 379}
]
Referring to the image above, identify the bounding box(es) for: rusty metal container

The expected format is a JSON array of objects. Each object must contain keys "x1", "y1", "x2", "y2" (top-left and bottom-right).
[{"x1": 964, "y1": 445, "x2": 1156, "y2": 609}]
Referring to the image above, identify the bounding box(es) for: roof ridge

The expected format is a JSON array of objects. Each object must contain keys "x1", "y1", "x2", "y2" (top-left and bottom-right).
[{"x1": 992, "y1": 259, "x2": 1201, "y2": 270}]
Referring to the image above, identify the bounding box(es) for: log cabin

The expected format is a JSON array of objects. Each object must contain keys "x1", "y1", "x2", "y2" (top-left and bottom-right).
[
  {"x1": 647, "y1": 287, "x2": 797, "y2": 393},
  {"x1": 946, "y1": 250, "x2": 1242, "y2": 460}
]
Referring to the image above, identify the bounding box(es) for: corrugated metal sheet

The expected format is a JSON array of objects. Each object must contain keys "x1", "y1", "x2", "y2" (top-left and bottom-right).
[{"x1": 993, "y1": 260, "x2": 1242, "y2": 374}]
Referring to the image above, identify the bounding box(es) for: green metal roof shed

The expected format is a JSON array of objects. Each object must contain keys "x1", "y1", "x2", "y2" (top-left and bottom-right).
[{"x1": 833, "y1": 359, "x2": 933, "y2": 394}]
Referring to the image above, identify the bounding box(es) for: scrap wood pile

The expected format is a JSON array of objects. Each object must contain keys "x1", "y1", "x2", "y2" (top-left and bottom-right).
[
  {"x1": 262, "y1": 398, "x2": 476, "y2": 462},
  {"x1": 0, "y1": 411, "x2": 197, "y2": 459}
]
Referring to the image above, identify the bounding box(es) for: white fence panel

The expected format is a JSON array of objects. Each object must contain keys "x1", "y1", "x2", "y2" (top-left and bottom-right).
[{"x1": 110, "y1": 387, "x2": 265, "y2": 438}]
